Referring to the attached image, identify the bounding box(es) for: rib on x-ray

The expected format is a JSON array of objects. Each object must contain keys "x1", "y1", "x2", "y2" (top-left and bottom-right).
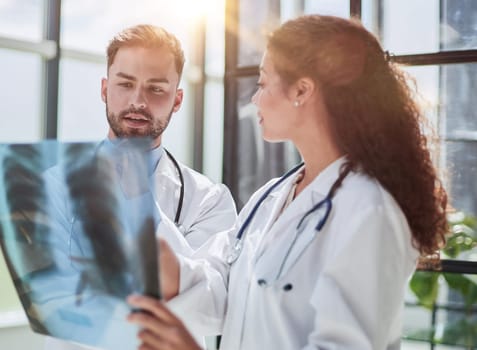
[{"x1": 0, "y1": 139, "x2": 160, "y2": 350}]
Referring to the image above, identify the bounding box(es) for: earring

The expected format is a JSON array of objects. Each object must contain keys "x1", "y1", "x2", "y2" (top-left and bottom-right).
[{"x1": 293, "y1": 101, "x2": 300, "y2": 107}]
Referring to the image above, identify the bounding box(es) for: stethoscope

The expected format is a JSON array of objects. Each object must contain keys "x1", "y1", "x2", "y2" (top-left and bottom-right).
[
  {"x1": 226, "y1": 162, "x2": 350, "y2": 271},
  {"x1": 163, "y1": 148, "x2": 185, "y2": 225}
]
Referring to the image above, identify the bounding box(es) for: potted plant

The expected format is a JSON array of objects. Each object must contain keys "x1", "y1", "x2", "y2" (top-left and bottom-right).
[{"x1": 405, "y1": 211, "x2": 477, "y2": 348}]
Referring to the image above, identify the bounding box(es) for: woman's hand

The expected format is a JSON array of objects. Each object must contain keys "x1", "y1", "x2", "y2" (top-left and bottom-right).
[
  {"x1": 158, "y1": 238, "x2": 180, "y2": 300},
  {"x1": 127, "y1": 295, "x2": 202, "y2": 350}
]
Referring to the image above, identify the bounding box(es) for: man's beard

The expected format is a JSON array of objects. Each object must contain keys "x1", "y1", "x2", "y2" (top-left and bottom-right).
[{"x1": 106, "y1": 104, "x2": 173, "y2": 139}]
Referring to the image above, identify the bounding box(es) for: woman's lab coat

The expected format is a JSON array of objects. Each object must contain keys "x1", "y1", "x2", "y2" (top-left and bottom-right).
[
  {"x1": 43, "y1": 148, "x2": 237, "y2": 350},
  {"x1": 170, "y1": 157, "x2": 419, "y2": 350}
]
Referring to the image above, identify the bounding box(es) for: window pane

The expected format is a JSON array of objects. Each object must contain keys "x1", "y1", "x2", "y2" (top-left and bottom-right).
[
  {"x1": 60, "y1": 0, "x2": 190, "y2": 54},
  {"x1": 381, "y1": 0, "x2": 440, "y2": 54},
  {"x1": 363, "y1": 0, "x2": 477, "y2": 55},
  {"x1": 238, "y1": 0, "x2": 350, "y2": 67},
  {"x1": 58, "y1": 58, "x2": 108, "y2": 142},
  {"x1": 0, "y1": 49, "x2": 42, "y2": 142},
  {"x1": 446, "y1": 141, "x2": 477, "y2": 219},
  {"x1": 440, "y1": 63, "x2": 477, "y2": 227},
  {"x1": 401, "y1": 63, "x2": 477, "y2": 227},
  {"x1": 442, "y1": 0, "x2": 477, "y2": 51},
  {"x1": 401, "y1": 65, "x2": 440, "y2": 128},
  {"x1": 203, "y1": 81, "x2": 224, "y2": 183},
  {"x1": 237, "y1": 0, "x2": 279, "y2": 67},
  {"x1": 442, "y1": 63, "x2": 477, "y2": 135},
  {"x1": 0, "y1": 0, "x2": 43, "y2": 41},
  {"x1": 205, "y1": 0, "x2": 225, "y2": 77}
]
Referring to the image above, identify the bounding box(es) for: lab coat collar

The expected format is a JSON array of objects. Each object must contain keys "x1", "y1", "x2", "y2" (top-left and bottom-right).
[
  {"x1": 154, "y1": 148, "x2": 182, "y2": 187},
  {"x1": 274, "y1": 156, "x2": 349, "y2": 231},
  {"x1": 268, "y1": 156, "x2": 348, "y2": 198},
  {"x1": 307, "y1": 156, "x2": 349, "y2": 196}
]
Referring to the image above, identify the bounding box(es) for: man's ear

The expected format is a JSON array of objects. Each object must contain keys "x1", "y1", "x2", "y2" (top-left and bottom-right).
[
  {"x1": 173, "y1": 88, "x2": 184, "y2": 112},
  {"x1": 101, "y1": 78, "x2": 108, "y2": 103}
]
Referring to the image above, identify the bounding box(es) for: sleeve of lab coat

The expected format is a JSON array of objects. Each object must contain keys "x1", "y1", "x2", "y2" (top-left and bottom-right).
[
  {"x1": 165, "y1": 180, "x2": 276, "y2": 337},
  {"x1": 181, "y1": 183, "x2": 237, "y2": 250},
  {"x1": 305, "y1": 205, "x2": 418, "y2": 350},
  {"x1": 166, "y1": 229, "x2": 234, "y2": 336}
]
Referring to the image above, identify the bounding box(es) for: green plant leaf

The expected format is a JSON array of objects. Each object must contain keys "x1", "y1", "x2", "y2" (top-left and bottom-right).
[
  {"x1": 443, "y1": 273, "x2": 477, "y2": 307},
  {"x1": 409, "y1": 271, "x2": 439, "y2": 309}
]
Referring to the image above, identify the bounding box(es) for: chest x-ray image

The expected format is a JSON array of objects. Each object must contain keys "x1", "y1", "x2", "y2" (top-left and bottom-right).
[{"x1": 0, "y1": 139, "x2": 160, "y2": 349}]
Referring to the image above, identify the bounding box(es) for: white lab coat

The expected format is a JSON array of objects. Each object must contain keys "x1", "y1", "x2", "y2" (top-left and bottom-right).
[
  {"x1": 169, "y1": 157, "x2": 419, "y2": 350},
  {"x1": 43, "y1": 149, "x2": 237, "y2": 350}
]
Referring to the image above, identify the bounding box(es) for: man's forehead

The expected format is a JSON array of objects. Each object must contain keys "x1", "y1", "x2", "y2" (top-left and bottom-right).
[{"x1": 109, "y1": 46, "x2": 178, "y2": 77}]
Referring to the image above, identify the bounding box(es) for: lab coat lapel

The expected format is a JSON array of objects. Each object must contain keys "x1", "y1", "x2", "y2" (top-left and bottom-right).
[
  {"x1": 253, "y1": 189, "x2": 321, "y2": 281},
  {"x1": 249, "y1": 174, "x2": 299, "y2": 264},
  {"x1": 150, "y1": 152, "x2": 182, "y2": 220},
  {"x1": 275, "y1": 190, "x2": 327, "y2": 277},
  {"x1": 259, "y1": 183, "x2": 293, "y2": 236}
]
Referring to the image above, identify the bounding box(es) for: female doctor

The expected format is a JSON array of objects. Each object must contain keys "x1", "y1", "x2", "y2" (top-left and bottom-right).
[{"x1": 127, "y1": 15, "x2": 448, "y2": 350}]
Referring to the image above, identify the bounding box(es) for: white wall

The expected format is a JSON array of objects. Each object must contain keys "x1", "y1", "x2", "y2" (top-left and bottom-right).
[{"x1": 0, "y1": 325, "x2": 45, "y2": 349}]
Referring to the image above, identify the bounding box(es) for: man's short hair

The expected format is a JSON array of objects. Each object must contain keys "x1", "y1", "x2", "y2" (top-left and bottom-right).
[{"x1": 106, "y1": 24, "x2": 185, "y2": 80}]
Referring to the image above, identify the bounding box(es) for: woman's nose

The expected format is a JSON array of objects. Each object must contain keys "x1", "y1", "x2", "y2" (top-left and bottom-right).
[{"x1": 251, "y1": 90, "x2": 259, "y2": 105}]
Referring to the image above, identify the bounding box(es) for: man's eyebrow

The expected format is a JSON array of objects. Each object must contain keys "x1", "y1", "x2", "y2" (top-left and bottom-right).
[
  {"x1": 147, "y1": 77, "x2": 170, "y2": 84},
  {"x1": 115, "y1": 72, "x2": 170, "y2": 84},
  {"x1": 116, "y1": 72, "x2": 136, "y2": 80}
]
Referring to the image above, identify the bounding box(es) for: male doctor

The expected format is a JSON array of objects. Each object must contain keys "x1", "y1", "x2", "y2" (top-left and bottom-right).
[{"x1": 44, "y1": 24, "x2": 237, "y2": 349}]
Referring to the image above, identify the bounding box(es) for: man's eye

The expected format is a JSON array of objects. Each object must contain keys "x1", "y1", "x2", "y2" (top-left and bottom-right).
[
  {"x1": 118, "y1": 82, "x2": 133, "y2": 88},
  {"x1": 150, "y1": 86, "x2": 164, "y2": 93}
]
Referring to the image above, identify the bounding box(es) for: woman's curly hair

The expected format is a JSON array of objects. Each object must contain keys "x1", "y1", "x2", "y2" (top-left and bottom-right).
[{"x1": 268, "y1": 15, "x2": 448, "y2": 255}]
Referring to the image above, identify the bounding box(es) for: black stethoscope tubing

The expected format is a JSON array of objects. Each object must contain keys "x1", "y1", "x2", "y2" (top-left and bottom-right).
[
  {"x1": 226, "y1": 162, "x2": 304, "y2": 265},
  {"x1": 164, "y1": 148, "x2": 184, "y2": 225},
  {"x1": 236, "y1": 162, "x2": 304, "y2": 241}
]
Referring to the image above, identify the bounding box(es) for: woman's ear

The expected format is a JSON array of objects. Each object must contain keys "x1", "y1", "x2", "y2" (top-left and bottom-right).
[{"x1": 293, "y1": 77, "x2": 315, "y2": 106}]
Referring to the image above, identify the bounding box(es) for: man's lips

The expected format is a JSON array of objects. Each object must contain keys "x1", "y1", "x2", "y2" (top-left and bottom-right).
[
  {"x1": 122, "y1": 114, "x2": 150, "y2": 128},
  {"x1": 124, "y1": 113, "x2": 149, "y2": 121}
]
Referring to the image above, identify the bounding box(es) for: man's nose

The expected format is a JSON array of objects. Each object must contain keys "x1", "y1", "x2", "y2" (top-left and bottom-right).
[{"x1": 130, "y1": 87, "x2": 147, "y2": 109}]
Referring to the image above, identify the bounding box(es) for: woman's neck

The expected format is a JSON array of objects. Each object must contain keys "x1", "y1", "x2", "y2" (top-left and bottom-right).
[{"x1": 294, "y1": 136, "x2": 343, "y2": 197}]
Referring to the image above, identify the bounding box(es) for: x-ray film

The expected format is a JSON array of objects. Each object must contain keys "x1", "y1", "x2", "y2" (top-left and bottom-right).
[{"x1": 0, "y1": 139, "x2": 160, "y2": 349}]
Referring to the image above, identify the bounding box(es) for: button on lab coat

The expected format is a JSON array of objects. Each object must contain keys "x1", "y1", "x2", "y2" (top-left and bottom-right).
[{"x1": 171, "y1": 157, "x2": 419, "y2": 350}]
